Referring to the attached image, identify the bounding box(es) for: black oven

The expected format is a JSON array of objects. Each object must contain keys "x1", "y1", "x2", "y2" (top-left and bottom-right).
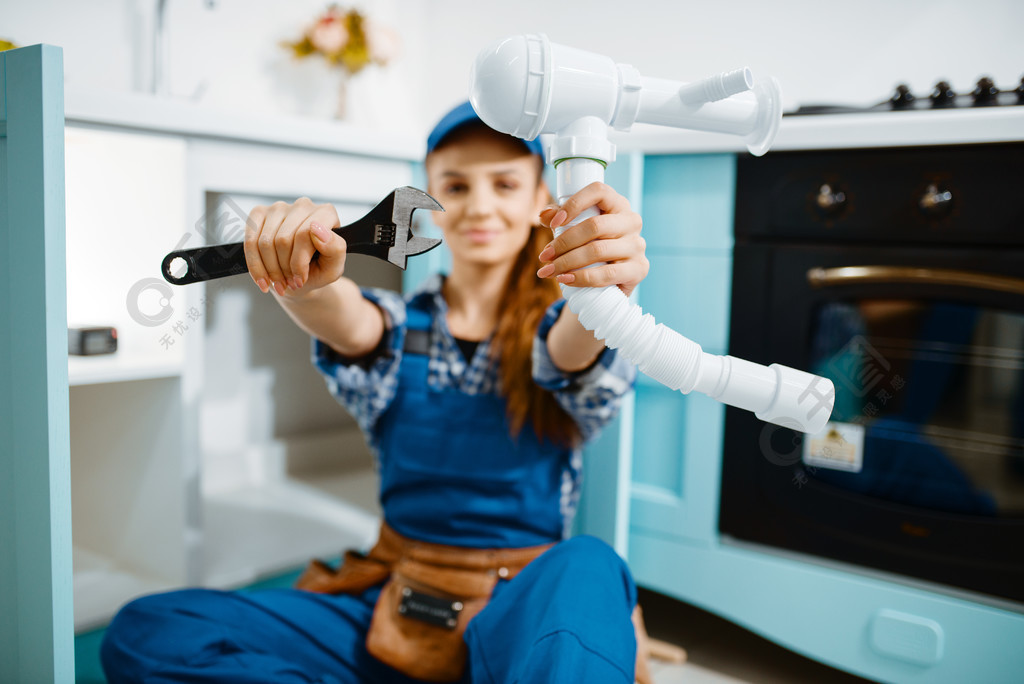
[{"x1": 720, "y1": 142, "x2": 1024, "y2": 604}]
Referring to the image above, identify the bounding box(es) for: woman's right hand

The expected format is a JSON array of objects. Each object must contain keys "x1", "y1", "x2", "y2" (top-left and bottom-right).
[{"x1": 244, "y1": 197, "x2": 347, "y2": 297}]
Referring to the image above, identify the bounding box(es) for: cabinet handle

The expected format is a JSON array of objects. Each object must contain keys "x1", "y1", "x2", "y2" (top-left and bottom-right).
[{"x1": 807, "y1": 266, "x2": 1024, "y2": 296}]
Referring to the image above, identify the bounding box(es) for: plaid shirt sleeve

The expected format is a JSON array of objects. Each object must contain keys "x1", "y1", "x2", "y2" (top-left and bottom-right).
[
  {"x1": 311, "y1": 286, "x2": 407, "y2": 450},
  {"x1": 532, "y1": 298, "x2": 637, "y2": 443}
]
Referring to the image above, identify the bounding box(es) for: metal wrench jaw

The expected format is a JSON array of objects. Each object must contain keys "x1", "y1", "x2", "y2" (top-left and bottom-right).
[{"x1": 387, "y1": 186, "x2": 444, "y2": 269}]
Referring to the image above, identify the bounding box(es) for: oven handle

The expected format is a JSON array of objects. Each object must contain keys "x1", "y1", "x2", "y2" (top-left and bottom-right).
[{"x1": 806, "y1": 266, "x2": 1024, "y2": 296}]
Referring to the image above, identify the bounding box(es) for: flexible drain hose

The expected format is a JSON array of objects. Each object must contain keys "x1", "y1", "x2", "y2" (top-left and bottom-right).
[{"x1": 556, "y1": 158, "x2": 834, "y2": 434}]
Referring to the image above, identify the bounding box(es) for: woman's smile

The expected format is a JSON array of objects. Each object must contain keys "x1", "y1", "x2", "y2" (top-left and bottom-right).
[{"x1": 463, "y1": 227, "x2": 503, "y2": 244}]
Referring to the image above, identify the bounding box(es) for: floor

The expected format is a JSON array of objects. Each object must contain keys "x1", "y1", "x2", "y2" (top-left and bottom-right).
[{"x1": 637, "y1": 587, "x2": 874, "y2": 684}]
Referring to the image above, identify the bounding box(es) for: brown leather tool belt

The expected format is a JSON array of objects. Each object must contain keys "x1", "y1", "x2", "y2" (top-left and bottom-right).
[{"x1": 295, "y1": 522, "x2": 554, "y2": 682}]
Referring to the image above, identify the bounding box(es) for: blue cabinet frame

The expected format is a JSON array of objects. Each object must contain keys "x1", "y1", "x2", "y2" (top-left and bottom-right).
[{"x1": 0, "y1": 44, "x2": 74, "y2": 682}]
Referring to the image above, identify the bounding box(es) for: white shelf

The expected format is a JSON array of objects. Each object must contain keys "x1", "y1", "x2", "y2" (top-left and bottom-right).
[
  {"x1": 73, "y1": 546, "x2": 180, "y2": 633},
  {"x1": 65, "y1": 86, "x2": 422, "y2": 161},
  {"x1": 202, "y1": 472, "x2": 381, "y2": 590},
  {"x1": 68, "y1": 353, "x2": 182, "y2": 386}
]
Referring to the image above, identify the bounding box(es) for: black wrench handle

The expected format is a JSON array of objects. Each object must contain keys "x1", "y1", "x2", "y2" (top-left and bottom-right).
[
  {"x1": 161, "y1": 242, "x2": 247, "y2": 285},
  {"x1": 162, "y1": 221, "x2": 392, "y2": 286}
]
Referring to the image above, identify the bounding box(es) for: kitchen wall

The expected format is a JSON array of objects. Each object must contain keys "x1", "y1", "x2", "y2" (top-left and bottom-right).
[
  {"x1": 3, "y1": 0, "x2": 426, "y2": 130},
  {"x1": 411, "y1": 0, "x2": 1024, "y2": 128},
  {"x1": 4, "y1": 0, "x2": 1022, "y2": 138}
]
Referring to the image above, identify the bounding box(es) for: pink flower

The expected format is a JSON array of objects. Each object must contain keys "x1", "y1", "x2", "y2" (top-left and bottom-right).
[
  {"x1": 365, "y1": 19, "x2": 400, "y2": 64},
  {"x1": 310, "y1": 14, "x2": 348, "y2": 55}
]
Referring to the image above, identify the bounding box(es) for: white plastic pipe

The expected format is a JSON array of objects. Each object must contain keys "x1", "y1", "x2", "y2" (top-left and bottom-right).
[
  {"x1": 469, "y1": 34, "x2": 783, "y2": 157},
  {"x1": 470, "y1": 34, "x2": 834, "y2": 433}
]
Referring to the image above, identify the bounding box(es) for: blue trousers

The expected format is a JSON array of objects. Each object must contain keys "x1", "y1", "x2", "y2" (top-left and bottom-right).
[{"x1": 101, "y1": 536, "x2": 638, "y2": 683}]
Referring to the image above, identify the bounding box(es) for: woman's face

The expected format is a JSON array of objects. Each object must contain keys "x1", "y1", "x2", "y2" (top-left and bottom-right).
[{"x1": 426, "y1": 127, "x2": 547, "y2": 268}]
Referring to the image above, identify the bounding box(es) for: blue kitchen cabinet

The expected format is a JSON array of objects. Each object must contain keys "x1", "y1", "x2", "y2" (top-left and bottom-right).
[
  {"x1": 629, "y1": 154, "x2": 736, "y2": 545},
  {"x1": 1, "y1": 44, "x2": 75, "y2": 682},
  {"x1": 575, "y1": 153, "x2": 737, "y2": 550}
]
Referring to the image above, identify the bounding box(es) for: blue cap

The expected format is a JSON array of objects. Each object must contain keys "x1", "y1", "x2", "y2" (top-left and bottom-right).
[{"x1": 426, "y1": 101, "x2": 544, "y2": 158}]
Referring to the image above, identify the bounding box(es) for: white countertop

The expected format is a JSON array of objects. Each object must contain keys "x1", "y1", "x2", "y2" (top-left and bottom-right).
[
  {"x1": 615, "y1": 106, "x2": 1024, "y2": 155},
  {"x1": 66, "y1": 86, "x2": 1024, "y2": 159}
]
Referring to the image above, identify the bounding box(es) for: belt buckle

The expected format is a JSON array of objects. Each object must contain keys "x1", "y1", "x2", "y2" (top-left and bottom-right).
[{"x1": 398, "y1": 586, "x2": 463, "y2": 630}]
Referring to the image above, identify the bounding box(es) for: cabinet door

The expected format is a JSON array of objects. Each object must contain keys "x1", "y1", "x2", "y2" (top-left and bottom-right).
[
  {"x1": 629, "y1": 154, "x2": 736, "y2": 545},
  {"x1": 0, "y1": 44, "x2": 74, "y2": 682}
]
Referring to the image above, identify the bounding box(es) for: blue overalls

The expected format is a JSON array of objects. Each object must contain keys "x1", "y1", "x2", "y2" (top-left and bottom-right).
[
  {"x1": 101, "y1": 298, "x2": 639, "y2": 683},
  {"x1": 377, "y1": 304, "x2": 569, "y2": 548}
]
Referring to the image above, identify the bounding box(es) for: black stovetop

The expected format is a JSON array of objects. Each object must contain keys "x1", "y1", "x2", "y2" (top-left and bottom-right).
[{"x1": 787, "y1": 76, "x2": 1023, "y2": 116}]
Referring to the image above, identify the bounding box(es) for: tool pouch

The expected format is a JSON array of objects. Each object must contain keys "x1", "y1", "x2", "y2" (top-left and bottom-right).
[{"x1": 366, "y1": 557, "x2": 498, "y2": 682}]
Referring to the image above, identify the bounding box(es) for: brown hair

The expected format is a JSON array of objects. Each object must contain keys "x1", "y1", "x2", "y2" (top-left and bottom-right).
[{"x1": 492, "y1": 197, "x2": 582, "y2": 449}]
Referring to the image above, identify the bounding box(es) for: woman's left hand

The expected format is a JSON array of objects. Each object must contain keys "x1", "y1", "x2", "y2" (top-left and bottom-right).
[{"x1": 537, "y1": 182, "x2": 649, "y2": 298}]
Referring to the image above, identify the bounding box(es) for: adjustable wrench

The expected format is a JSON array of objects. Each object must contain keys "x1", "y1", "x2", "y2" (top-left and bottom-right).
[{"x1": 161, "y1": 186, "x2": 443, "y2": 285}]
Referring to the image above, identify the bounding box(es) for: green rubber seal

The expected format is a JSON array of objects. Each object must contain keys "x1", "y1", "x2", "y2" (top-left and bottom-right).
[{"x1": 552, "y1": 157, "x2": 608, "y2": 169}]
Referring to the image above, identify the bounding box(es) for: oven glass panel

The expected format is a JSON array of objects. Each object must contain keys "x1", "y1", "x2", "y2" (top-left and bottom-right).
[{"x1": 807, "y1": 300, "x2": 1024, "y2": 518}]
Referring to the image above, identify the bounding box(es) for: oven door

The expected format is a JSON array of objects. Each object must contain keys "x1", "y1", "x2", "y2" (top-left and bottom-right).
[{"x1": 721, "y1": 243, "x2": 1024, "y2": 604}]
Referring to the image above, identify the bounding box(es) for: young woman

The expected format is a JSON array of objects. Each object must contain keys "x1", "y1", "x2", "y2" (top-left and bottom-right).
[{"x1": 101, "y1": 102, "x2": 651, "y2": 683}]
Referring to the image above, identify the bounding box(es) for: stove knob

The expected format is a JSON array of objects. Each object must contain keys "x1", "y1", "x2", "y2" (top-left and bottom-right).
[
  {"x1": 890, "y1": 84, "x2": 915, "y2": 109},
  {"x1": 929, "y1": 81, "x2": 957, "y2": 108},
  {"x1": 816, "y1": 184, "x2": 847, "y2": 216},
  {"x1": 919, "y1": 183, "x2": 953, "y2": 217},
  {"x1": 972, "y1": 76, "x2": 999, "y2": 105}
]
